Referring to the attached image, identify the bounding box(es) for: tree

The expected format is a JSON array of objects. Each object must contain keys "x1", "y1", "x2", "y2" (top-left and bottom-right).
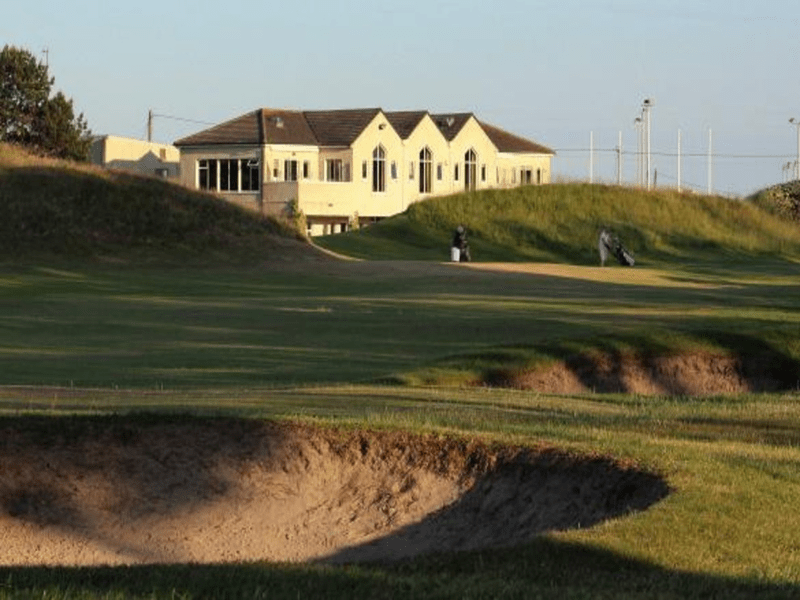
[{"x1": 0, "y1": 45, "x2": 91, "y2": 161}]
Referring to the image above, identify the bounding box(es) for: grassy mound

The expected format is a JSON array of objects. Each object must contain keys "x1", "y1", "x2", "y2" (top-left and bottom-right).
[
  {"x1": 317, "y1": 184, "x2": 800, "y2": 264},
  {"x1": 0, "y1": 144, "x2": 308, "y2": 262}
]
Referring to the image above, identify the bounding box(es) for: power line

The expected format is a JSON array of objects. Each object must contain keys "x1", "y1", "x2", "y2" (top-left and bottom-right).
[
  {"x1": 150, "y1": 113, "x2": 216, "y2": 126},
  {"x1": 555, "y1": 148, "x2": 796, "y2": 159}
]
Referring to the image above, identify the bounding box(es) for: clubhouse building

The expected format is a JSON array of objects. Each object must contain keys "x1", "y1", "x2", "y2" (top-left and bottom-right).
[{"x1": 175, "y1": 108, "x2": 554, "y2": 236}]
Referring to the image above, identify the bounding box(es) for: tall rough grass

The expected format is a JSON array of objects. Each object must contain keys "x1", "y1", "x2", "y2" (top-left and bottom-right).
[
  {"x1": 319, "y1": 183, "x2": 800, "y2": 264},
  {"x1": 0, "y1": 143, "x2": 302, "y2": 260}
]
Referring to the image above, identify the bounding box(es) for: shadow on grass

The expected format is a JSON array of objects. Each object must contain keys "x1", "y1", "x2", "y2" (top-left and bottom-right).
[{"x1": 0, "y1": 538, "x2": 796, "y2": 599}]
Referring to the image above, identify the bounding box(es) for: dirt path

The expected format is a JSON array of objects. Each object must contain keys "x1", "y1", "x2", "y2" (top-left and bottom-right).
[{"x1": 0, "y1": 418, "x2": 668, "y2": 566}]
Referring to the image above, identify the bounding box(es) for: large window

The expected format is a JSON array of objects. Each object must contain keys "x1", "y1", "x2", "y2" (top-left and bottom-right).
[
  {"x1": 372, "y1": 145, "x2": 385, "y2": 192},
  {"x1": 464, "y1": 149, "x2": 477, "y2": 191},
  {"x1": 198, "y1": 158, "x2": 259, "y2": 192},
  {"x1": 419, "y1": 147, "x2": 432, "y2": 193}
]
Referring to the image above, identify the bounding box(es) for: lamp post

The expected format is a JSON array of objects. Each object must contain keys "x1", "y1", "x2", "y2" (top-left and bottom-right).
[
  {"x1": 790, "y1": 118, "x2": 800, "y2": 181},
  {"x1": 642, "y1": 98, "x2": 654, "y2": 190},
  {"x1": 634, "y1": 116, "x2": 643, "y2": 187}
]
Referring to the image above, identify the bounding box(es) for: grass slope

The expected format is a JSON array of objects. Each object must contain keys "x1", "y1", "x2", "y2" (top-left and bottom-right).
[
  {"x1": 316, "y1": 183, "x2": 800, "y2": 265},
  {"x1": 0, "y1": 143, "x2": 306, "y2": 261}
]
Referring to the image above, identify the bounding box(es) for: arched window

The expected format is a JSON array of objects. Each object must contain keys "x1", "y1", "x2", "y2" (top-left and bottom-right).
[
  {"x1": 464, "y1": 149, "x2": 477, "y2": 191},
  {"x1": 372, "y1": 145, "x2": 385, "y2": 192},
  {"x1": 419, "y1": 147, "x2": 432, "y2": 194}
]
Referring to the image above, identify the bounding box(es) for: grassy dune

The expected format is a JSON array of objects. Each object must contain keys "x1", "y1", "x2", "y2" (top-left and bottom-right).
[
  {"x1": 0, "y1": 143, "x2": 305, "y2": 261},
  {"x1": 316, "y1": 183, "x2": 800, "y2": 265}
]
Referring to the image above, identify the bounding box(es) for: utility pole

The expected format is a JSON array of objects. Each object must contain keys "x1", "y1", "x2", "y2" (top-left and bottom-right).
[
  {"x1": 41, "y1": 48, "x2": 49, "y2": 68},
  {"x1": 617, "y1": 130, "x2": 623, "y2": 186},
  {"x1": 707, "y1": 128, "x2": 713, "y2": 195},
  {"x1": 790, "y1": 118, "x2": 800, "y2": 181},
  {"x1": 148, "y1": 109, "x2": 153, "y2": 142},
  {"x1": 677, "y1": 129, "x2": 682, "y2": 193}
]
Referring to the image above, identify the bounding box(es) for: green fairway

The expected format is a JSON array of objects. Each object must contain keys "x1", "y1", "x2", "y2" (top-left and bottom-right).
[
  {"x1": 1, "y1": 258, "x2": 799, "y2": 391},
  {"x1": 0, "y1": 257, "x2": 799, "y2": 598}
]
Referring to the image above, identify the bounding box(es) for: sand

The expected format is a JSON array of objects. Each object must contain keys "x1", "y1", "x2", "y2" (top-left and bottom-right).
[{"x1": 0, "y1": 418, "x2": 668, "y2": 566}]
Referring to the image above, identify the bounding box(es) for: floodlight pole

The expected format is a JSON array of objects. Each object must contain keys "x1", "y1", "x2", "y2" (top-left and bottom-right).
[
  {"x1": 634, "y1": 116, "x2": 643, "y2": 187},
  {"x1": 642, "y1": 98, "x2": 654, "y2": 190}
]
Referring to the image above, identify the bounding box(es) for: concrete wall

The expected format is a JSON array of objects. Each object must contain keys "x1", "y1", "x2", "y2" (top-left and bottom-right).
[{"x1": 92, "y1": 136, "x2": 180, "y2": 179}]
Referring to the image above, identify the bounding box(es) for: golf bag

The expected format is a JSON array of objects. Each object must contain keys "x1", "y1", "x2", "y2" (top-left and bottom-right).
[{"x1": 599, "y1": 230, "x2": 635, "y2": 267}]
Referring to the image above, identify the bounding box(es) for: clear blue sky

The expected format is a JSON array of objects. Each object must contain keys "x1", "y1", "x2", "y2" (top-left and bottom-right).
[{"x1": 5, "y1": 0, "x2": 799, "y2": 195}]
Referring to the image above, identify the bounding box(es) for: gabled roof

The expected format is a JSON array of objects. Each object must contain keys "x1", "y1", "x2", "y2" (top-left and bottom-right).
[
  {"x1": 303, "y1": 108, "x2": 383, "y2": 147},
  {"x1": 175, "y1": 107, "x2": 553, "y2": 155},
  {"x1": 478, "y1": 121, "x2": 555, "y2": 155},
  {"x1": 385, "y1": 111, "x2": 428, "y2": 139},
  {"x1": 430, "y1": 113, "x2": 474, "y2": 141}
]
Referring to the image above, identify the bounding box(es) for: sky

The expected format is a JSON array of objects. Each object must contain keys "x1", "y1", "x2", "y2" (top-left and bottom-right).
[{"x1": 4, "y1": 0, "x2": 800, "y2": 196}]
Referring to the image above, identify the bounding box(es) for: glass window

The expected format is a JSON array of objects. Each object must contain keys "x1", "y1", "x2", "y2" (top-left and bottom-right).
[
  {"x1": 198, "y1": 159, "x2": 214, "y2": 190},
  {"x1": 241, "y1": 158, "x2": 260, "y2": 191},
  {"x1": 326, "y1": 159, "x2": 343, "y2": 182},
  {"x1": 220, "y1": 158, "x2": 239, "y2": 191},
  {"x1": 284, "y1": 160, "x2": 298, "y2": 182},
  {"x1": 465, "y1": 149, "x2": 477, "y2": 191},
  {"x1": 372, "y1": 146, "x2": 385, "y2": 192},
  {"x1": 419, "y1": 147, "x2": 432, "y2": 193}
]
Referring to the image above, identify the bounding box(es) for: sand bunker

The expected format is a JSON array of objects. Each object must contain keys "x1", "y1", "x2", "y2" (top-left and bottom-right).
[
  {"x1": 0, "y1": 418, "x2": 668, "y2": 566},
  {"x1": 485, "y1": 351, "x2": 798, "y2": 396}
]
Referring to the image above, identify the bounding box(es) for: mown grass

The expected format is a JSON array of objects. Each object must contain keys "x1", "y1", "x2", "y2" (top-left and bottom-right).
[
  {"x1": 2, "y1": 147, "x2": 800, "y2": 597},
  {"x1": 317, "y1": 183, "x2": 800, "y2": 265},
  {"x1": 1, "y1": 259, "x2": 798, "y2": 390}
]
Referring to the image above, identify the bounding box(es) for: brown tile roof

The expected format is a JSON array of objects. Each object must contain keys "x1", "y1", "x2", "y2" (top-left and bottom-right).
[
  {"x1": 174, "y1": 110, "x2": 262, "y2": 146},
  {"x1": 175, "y1": 108, "x2": 554, "y2": 155},
  {"x1": 174, "y1": 109, "x2": 318, "y2": 147},
  {"x1": 479, "y1": 121, "x2": 555, "y2": 155},
  {"x1": 262, "y1": 109, "x2": 318, "y2": 145},
  {"x1": 303, "y1": 108, "x2": 383, "y2": 147},
  {"x1": 385, "y1": 111, "x2": 428, "y2": 139}
]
